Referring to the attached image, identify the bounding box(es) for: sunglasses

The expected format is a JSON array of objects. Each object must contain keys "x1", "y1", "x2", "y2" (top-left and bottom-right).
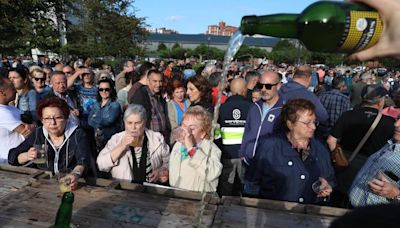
[
  {"x1": 255, "y1": 82, "x2": 279, "y2": 90},
  {"x1": 33, "y1": 77, "x2": 46, "y2": 82},
  {"x1": 64, "y1": 71, "x2": 72, "y2": 74},
  {"x1": 98, "y1": 88, "x2": 111, "y2": 92}
]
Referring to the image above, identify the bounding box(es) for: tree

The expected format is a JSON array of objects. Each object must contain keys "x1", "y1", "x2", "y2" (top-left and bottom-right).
[
  {"x1": 0, "y1": 0, "x2": 62, "y2": 55},
  {"x1": 157, "y1": 43, "x2": 167, "y2": 52},
  {"x1": 61, "y1": 0, "x2": 147, "y2": 58}
]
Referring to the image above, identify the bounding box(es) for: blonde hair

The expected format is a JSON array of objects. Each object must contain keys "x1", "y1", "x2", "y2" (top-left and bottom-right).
[
  {"x1": 30, "y1": 68, "x2": 45, "y2": 79},
  {"x1": 182, "y1": 106, "x2": 212, "y2": 140}
]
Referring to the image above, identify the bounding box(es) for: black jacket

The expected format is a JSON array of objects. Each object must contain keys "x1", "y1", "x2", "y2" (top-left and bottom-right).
[
  {"x1": 217, "y1": 95, "x2": 251, "y2": 159},
  {"x1": 8, "y1": 123, "x2": 91, "y2": 174}
]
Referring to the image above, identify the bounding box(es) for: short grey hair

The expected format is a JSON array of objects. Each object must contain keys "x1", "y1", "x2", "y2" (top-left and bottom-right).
[{"x1": 124, "y1": 104, "x2": 147, "y2": 122}]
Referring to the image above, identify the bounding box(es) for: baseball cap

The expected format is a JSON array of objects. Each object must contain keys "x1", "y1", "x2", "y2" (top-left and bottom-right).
[{"x1": 361, "y1": 84, "x2": 388, "y2": 101}]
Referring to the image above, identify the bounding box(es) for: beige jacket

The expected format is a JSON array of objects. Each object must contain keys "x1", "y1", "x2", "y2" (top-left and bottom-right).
[
  {"x1": 169, "y1": 139, "x2": 222, "y2": 192},
  {"x1": 97, "y1": 129, "x2": 170, "y2": 181}
]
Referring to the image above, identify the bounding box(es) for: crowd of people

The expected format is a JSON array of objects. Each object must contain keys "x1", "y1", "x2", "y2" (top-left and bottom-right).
[{"x1": 2, "y1": 55, "x2": 400, "y2": 209}]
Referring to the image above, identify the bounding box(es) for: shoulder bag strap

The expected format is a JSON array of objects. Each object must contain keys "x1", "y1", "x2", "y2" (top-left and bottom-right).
[{"x1": 349, "y1": 112, "x2": 382, "y2": 162}]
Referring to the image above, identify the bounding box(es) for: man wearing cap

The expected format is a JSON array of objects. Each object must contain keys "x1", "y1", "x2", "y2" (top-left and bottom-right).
[{"x1": 327, "y1": 84, "x2": 395, "y2": 199}]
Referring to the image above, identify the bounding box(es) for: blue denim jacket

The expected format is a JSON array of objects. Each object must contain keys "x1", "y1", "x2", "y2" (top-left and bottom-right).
[
  {"x1": 88, "y1": 100, "x2": 122, "y2": 141},
  {"x1": 18, "y1": 89, "x2": 37, "y2": 122}
]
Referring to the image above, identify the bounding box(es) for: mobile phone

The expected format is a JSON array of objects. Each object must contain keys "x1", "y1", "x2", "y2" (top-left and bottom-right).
[{"x1": 383, "y1": 170, "x2": 400, "y2": 182}]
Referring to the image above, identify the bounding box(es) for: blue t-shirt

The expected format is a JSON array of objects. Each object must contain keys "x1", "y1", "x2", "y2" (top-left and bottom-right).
[
  {"x1": 262, "y1": 103, "x2": 272, "y2": 121},
  {"x1": 74, "y1": 84, "x2": 98, "y2": 117}
]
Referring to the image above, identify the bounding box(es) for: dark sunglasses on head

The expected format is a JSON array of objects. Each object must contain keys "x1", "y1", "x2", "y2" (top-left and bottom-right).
[
  {"x1": 33, "y1": 77, "x2": 46, "y2": 82},
  {"x1": 98, "y1": 88, "x2": 111, "y2": 92},
  {"x1": 255, "y1": 82, "x2": 279, "y2": 90}
]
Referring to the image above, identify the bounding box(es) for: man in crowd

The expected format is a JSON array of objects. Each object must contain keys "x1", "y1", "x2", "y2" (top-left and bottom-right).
[
  {"x1": 244, "y1": 70, "x2": 260, "y2": 102},
  {"x1": 217, "y1": 78, "x2": 251, "y2": 196},
  {"x1": 127, "y1": 61, "x2": 155, "y2": 104},
  {"x1": 239, "y1": 71, "x2": 285, "y2": 196},
  {"x1": 318, "y1": 77, "x2": 351, "y2": 131},
  {"x1": 327, "y1": 85, "x2": 395, "y2": 197},
  {"x1": 0, "y1": 78, "x2": 31, "y2": 163},
  {"x1": 349, "y1": 116, "x2": 400, "y2": 207},
  {"x1": 279, "y1": 65, "x2": 329, "y2": 124},
  {"x1": 115, "y1": 60, "x2": 135, "y2": 93},
  {"x1": 46, "y1": 71, "x2": 80, "y2": 125},
  {"x1": 351, "y1": 71, "x2": 374, "y2": 108},
  {"x1": 131, "y1": 69, "x2": 169, "y2": 139}
]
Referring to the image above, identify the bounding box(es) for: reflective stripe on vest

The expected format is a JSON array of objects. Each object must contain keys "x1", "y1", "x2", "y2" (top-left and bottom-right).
[{"x1": 221, "y1": 127, "x2": 245, "y2": 145}]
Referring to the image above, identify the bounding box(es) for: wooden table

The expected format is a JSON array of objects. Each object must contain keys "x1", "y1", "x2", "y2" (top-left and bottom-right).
[{"x1": 0, "y1": 165, "x2": 348, "y2": 227}]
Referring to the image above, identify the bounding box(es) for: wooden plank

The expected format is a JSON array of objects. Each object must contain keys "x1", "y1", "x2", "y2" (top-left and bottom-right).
[
  {"x1": 212, "y1": 205, "x2": 335, "y2": 228},
  {"x1": 0, "y1": 179, "x2": 217, "y2": 227},
  {"x1": 221, "y1": 196, "x2": 348, "y2": 218},
  {"x1": 0, "y1": 164, "x2": 40, "y2": 175}
]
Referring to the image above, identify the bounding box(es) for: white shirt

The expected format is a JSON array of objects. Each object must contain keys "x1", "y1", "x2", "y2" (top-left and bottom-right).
[{"x1": 0, "y1": 105, "x2": 24, "y2": 161}]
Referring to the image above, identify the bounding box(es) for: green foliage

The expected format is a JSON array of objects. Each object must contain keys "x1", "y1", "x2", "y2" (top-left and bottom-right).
[
  {"x1": 62, "y1": 0, "x2": 147, "y2": 58},
  {"x1": 157, "y1": 43, "x2": 167, "y2": 51},
  {"x1": 0, "y1": 0, "x2": 62, "y2": 55}
]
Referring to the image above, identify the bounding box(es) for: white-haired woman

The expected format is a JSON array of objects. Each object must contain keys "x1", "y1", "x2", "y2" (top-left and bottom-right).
[
  {"x1": 169, "y1": 106, "x2": 222, "y2": 192},
  {"x1": 97, "y1": 104, "x2": 170, "y2": 183}
]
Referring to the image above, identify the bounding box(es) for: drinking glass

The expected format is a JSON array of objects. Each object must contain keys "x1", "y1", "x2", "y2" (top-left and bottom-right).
[{"x1": 33, "y1": 144, "x2": 48, "y2": 164}]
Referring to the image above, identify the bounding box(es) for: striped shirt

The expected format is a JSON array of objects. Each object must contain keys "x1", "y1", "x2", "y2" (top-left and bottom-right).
[
  {"x1": 349, "y1": 140, "x2": 400, "y2": 207},
  {"x1": 133, "y1": 147, "x2": 152, "y2": 182}
]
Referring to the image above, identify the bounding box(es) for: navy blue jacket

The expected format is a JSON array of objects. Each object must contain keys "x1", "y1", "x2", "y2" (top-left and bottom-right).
[
  {"x1": 239, "y1": 97, "x2": 285, "y2": 164},
  {"x1": 252, "y1": 133, "x2": 335, "y2": 204},
  {"x1": 279, "y1": 81, "x2": 329, "y2": 123}
]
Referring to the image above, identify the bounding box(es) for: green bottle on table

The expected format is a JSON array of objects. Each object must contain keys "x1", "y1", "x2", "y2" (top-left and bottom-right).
[
  {"x1": 50, "y1": 192, "x2": 74, "y2": 228},
  {"x1": 240, "y1": 1, "x2": 383, "y2": 53}
]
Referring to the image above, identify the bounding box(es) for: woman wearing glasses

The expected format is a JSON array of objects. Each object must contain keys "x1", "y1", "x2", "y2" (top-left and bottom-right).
[
  {"x1": 8, "y1": 68, "x2": 38, "y2": 124},
  {"x1": 250, "y1": 99, "x2": 335, "y2": 204},
  {"x1": 31, "y1": 68, "x2": 51, "y2": 101},
  {"x1": 88, "y1": 78, "x2": 122, "y2": 154},
  {"x1": 8, "y1": 97, "x2": 92, "y2": 190}
]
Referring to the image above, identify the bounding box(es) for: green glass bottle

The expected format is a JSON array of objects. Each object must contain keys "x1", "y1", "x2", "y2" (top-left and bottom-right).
[
  {"x1": 240, "y1": 1, "x2": 383, "y2": 53},
  {"x1": 50, "y1": 192, "x2": 74, "y2": 228}
]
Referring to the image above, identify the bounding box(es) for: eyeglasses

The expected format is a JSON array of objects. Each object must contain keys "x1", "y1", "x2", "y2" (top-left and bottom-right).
[
  {"x1": 99, "y1": 88, "x2": 111, "y2": 92},
  {"x1": 255, "y1": 82, "x2": 279, "y2": 90},
  {"x1": 42, "y1": 116, "x2": 65, "y2": 123},
  {"x1": 33, "y1": 77, "x2": 46, "y2": 82},
  {"x1": 64, "y1": 71, "x2": 72, "y2": 75},
  {"x1": 297, "y1": 120, "x2": 319, "y2": 127}
]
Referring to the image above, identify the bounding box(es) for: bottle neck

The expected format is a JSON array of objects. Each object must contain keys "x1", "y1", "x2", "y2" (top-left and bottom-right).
[{"x1": 240, "y1": 14, "x2": 298, "y2": 38}]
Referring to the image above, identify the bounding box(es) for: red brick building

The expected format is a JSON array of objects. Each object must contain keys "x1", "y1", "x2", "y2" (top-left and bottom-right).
[{"x1": 206, "y1": 22, "x2": 238, "y2": 36}]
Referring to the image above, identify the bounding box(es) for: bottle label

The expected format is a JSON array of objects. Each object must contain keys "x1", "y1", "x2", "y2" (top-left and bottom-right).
[{"x1": 338, "y1": 11, "x2": 383, "y2": 52}]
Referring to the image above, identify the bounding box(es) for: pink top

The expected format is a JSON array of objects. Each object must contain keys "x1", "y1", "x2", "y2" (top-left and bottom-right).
[{"x1": 382, "y1": 106, "x2": 400, "y2": 119}]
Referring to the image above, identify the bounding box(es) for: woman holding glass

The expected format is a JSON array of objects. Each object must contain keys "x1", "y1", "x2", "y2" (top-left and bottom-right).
[
  {"x1": 250, "y1": 98, "x2": 335, "y2": 204},
  {"x1": 8, "y1": 97, "x2": 92, "y2": 190},
  {"x1": 169, "y1": 106, "x2": 222, "y2": 192},
  {"x1": 97, "y1": 104, "x2": 170, "y2": 183}
]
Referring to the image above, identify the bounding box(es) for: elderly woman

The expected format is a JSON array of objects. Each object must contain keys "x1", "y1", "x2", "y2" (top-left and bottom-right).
[
  {"x1": 8, "y1": 68, "x2": 37, "y2": 124},
  {"x1": 186, "y1": 75, "x2": 213, "y2": 115},
  {"x1": 169, "y1": 106, "x2": 222, "y2": 192},
  {"x1": 251, "y1": 98, "x2": 335, "y2": 204},
  {"x1": 88, "y1": 78, "x2": 122, "y2": 154},
  {"x1": 8, "y1": 97, "x2": 91, "y2": 190},
  {"x1": 167, "y1": 79, "x2": 190, "y2": 144},
  {"x1": 97, "y1": 104, "x2": 170, "y2": 183}
]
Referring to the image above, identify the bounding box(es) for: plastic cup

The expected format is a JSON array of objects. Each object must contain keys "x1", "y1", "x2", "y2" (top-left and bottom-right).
[
  {"x1": 312, "y1": 179, "x2": 328, "y2": 195},
  {"x1": 56, "y1": 169, "x2": 72, "y2": 193},
  {"x1": 33, "y1": 144, "x2": 48, "y2": 164}
]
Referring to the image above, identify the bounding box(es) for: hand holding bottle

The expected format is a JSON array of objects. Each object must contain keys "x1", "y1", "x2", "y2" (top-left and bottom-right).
[{"x1": 348, "y1": 0, "x2": 400, "y2": 61}]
